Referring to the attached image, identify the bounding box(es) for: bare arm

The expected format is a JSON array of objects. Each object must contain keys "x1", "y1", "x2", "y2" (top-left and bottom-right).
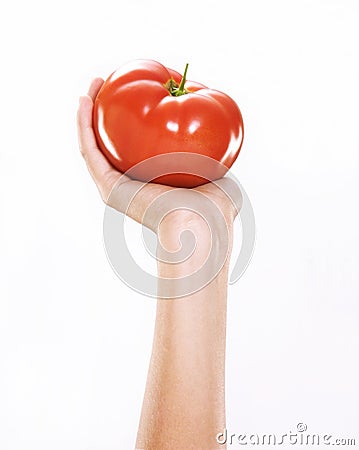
[
  {"x1": 77, "y1": 79, "x2": 240, "y2": 450},
  {"x1": 136, "y1": 212, "x2": 233, "y2": 450}
]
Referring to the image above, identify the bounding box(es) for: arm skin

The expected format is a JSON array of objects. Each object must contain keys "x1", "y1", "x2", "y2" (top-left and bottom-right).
[
  {"x1": 77, "y1": 78, "x2": 241, "y2": 450},
  {"x1": 135, "y1": 212, "x2": 233, "y2": 450}
]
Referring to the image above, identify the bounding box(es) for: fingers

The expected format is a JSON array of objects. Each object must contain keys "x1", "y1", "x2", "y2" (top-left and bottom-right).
[
  {"x1": 87, "y1": 77, "x2": 104, "y2": 101},
  {"x1": 77, "y1": 86, "x2": 127, "y2": 201},
  {"x1": 195, "y1": 177, "x2": 242, "y2": 223},
  {"x1": 214, "y1": 177, "x2": 243, "y2": 217}
]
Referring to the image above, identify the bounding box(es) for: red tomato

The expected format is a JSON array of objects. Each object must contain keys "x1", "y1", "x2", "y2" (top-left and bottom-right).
[{"x1": 93, "y1": 59, "x2": 244, "y2": 188}]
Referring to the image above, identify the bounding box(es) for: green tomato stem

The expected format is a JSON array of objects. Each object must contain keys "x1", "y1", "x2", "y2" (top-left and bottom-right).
[
  {"x1": 176, "y1": 63, "x2": 189, "y2": 96},
  {"x1": 166, "y1": 63, "x2": 190, "y2": 96}
]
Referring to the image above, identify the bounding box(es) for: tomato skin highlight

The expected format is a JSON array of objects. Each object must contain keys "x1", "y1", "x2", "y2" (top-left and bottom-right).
[{"x1": 93, "y1": 59, "x2": 244, "y2": 188}]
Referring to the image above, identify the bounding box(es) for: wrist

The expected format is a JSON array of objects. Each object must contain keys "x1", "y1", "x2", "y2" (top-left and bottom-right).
[
  {"x1": 158, "y1": 208, "x2": 210, "y2": 246},
  {"x1": 156, "y1": 209, "x2": 233, "y2": 299}
]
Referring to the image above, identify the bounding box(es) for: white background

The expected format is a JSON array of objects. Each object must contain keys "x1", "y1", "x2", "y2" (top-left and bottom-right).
[{"x1": 1, "y1": 0, "x2": 358, "y2": 449}]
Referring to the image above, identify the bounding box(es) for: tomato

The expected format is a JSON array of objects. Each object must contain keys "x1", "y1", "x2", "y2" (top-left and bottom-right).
[{"x1": 93, "y1": 59, "x2": 244, "y2": 188}]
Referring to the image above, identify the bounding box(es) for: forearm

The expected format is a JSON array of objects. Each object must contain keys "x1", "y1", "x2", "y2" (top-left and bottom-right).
[{"x1": 136, "y1": 212, "x2": 233, "y2": 450}]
